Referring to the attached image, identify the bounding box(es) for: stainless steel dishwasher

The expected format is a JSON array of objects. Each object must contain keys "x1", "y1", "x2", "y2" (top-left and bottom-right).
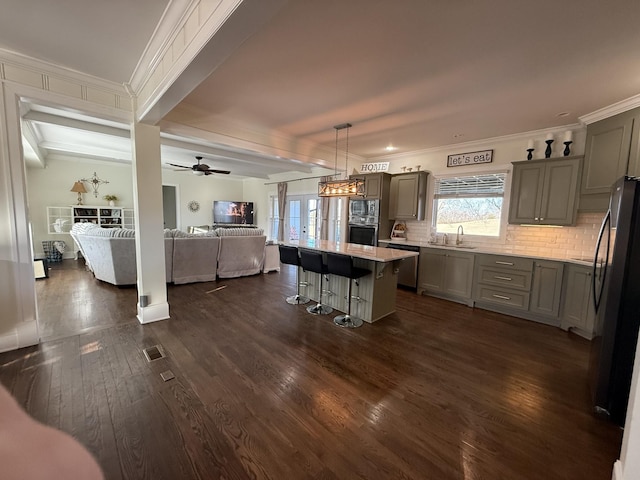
[{"x1": 386, "y1": 243, "x2": 419, "y2": 289}]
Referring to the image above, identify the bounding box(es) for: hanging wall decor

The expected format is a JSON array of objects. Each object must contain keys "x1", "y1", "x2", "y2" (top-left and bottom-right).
[
  {"x1": 81, "y1": 171, "x2": 109, "y2": 198},
  {"x1": 447, "y1": 149, "x2": 493, "y2": 167}
]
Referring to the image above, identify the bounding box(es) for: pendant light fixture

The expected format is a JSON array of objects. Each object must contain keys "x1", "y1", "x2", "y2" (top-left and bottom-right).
[{"x1": 318, "y1": 123, "x2": 364, "y2": 197}]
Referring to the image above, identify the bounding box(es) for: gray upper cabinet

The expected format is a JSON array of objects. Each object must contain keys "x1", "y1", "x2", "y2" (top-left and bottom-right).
[
  {"x1": 580, "y1": 107, "x2": 640, "y2": 211},
  {"x1": 389, "y1": 171, "x2": 428, "y2": 220},
  {"x1": 350, "y1": 172, "x2": 390, "y2": 199},
  {"x1": 509, "y1": 156, "x2": 581, "y2": 226}
]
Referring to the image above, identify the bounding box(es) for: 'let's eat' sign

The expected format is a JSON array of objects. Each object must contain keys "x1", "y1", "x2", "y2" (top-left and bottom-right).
[{"x1": 447, "y1": 149, "x2": 493, "y2": 167}]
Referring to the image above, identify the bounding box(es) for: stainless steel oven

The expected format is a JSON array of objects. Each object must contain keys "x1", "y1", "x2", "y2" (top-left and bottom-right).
[{"x1": 348, "y1": 224, "x2": 378, "y2": 246}]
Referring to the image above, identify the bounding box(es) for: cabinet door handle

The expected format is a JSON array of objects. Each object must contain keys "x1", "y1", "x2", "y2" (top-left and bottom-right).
[
  {"x1": 493, "y1": 294, "x2": 511, "y2": 300},
  {"x1": 540, "y1": 218, "x2": 545, "y2": 221},
  {"x1": 494, "y1": 276, "x2": 512, "y2": 281},
  {"x1": 495, "y1": 261, "x2": 514, "y2": 266},
  {"x1": 534, "y1": 217, "x2": 539, "y2": 221}
]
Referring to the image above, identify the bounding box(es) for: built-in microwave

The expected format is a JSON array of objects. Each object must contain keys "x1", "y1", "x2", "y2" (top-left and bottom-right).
[{"x1": 349, "y1": 199, "x2": 379, "y2": 223}]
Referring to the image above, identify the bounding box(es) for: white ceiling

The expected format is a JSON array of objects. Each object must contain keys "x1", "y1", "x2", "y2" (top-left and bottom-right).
[{"x1": 4, "y1": 0, "x2": 640, "y2": 177}]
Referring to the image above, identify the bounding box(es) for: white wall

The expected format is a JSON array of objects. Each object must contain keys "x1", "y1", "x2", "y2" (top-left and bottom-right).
[
  {"x1": 378, "y1": 126, "x2": 585, "y2": 176},
  {"x1": 244, "y1": 167, "x2": 335, "y2": 233},
  {"x1": 27, "y1": 157, "x2": 245, "y2": 257},
  {"x1": 27, "y1": 158, "x2": 134, "y2": 258},
  {"x1": 161, "y1": 169, "x2": 245, "y2": 228},
  {"x1": 246, "y1": 126, "x2": 587, "y2": 240}
]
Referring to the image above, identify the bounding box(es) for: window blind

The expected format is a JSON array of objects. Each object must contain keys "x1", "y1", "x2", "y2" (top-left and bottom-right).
[{"x1": 434, "y1": 173, "x2": 506, "y2": 198}]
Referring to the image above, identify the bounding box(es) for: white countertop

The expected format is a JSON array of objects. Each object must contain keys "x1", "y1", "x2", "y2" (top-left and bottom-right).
[
  {"x1": 378, "y1": 239, "x2": 594, "y2": 266},
  {"x1": 286, "y1": 239, "x2": 419, "y2": 263}
]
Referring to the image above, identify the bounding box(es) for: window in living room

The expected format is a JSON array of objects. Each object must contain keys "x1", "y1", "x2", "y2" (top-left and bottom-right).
[{"x1": 432, "y1": 172, "x2": 507, "y2": 238}]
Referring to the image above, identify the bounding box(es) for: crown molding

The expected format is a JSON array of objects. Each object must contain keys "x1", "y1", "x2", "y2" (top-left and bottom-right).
[
  {"x1": 579, "y1": 94, "x2": 640, "y2": 125},
  {"x1": 128, "y1": 0, "x2": 196, "y2": 93},
  {"x1": 0, "y1": 48, "x2": 127, "y2": 94}
]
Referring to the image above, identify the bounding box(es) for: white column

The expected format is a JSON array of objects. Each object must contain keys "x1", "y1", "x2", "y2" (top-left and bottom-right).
[
  {"x1": 0, "y1": 83, "x2": 39, "y2": 352},
  {"x1": 131, "y1": 121, "x2": 169, "y2": 323}
]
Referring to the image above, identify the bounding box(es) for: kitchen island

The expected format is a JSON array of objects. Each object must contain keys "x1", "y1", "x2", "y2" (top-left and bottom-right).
[{"x1": 286, "y1": 239, "x2": 418, "y2": 323}]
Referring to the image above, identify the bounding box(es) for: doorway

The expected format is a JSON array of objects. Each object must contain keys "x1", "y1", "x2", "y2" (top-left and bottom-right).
[
  {"x1": 162, "y1": 185, "x2": 178, "y2": 229},
  {"x1": 285, "y1": 194, "x2": 319, "y2": 242}
]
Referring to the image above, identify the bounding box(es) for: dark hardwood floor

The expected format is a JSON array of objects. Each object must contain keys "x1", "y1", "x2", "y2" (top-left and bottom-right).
[{"x1": 1, "y1": 260, "x2": 623, "y2": 479}]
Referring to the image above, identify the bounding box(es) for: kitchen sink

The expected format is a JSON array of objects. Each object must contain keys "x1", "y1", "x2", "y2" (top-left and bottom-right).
[{"x1": 428, "y1": 243, "x2": 477, "y2": 249}]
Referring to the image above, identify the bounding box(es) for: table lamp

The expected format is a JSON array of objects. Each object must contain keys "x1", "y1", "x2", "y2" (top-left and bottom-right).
[{"x1": 70, "y1": 181, "x2": 87, "y2": 205}]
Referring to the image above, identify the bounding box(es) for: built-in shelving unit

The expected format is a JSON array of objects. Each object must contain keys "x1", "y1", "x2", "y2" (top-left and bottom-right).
[{"x1": 47, "y1": 205, "x2": 135, "y2": 234}]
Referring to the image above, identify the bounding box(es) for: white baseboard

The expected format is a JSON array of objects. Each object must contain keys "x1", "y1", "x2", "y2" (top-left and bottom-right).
[
  {"x1": 137, "y1": 302, "x2": 170, "y2": 324},
  {"x1": 612, "y1": 460, "x2": 623, "y2": 480},
  {"x1": 0, "y1": 320, "x2": 39, "y2": 353}
]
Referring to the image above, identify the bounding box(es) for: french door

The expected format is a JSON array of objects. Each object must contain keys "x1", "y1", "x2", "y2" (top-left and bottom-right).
[{"x1": 286, "y1": 194, "x2": 319, "y2": 242}]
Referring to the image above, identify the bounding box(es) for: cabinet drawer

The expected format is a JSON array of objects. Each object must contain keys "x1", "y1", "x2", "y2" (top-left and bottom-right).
[
  {"x1": 477, "y1": 255, "x2": 533, "y2": 272},
  {"x1": 477, "y1": 266, "x2": 532, "y2": 291},
  {"x1": 476, "y1": 285, "x2": 530, "y2": 310}
]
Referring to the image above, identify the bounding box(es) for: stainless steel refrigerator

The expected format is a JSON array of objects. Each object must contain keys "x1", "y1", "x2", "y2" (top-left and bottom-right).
[{"x1": 589, "y1": 176, "x2": 640, "y2": 426}]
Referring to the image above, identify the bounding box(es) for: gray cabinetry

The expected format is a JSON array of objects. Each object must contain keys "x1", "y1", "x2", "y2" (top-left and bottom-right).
[
  {"x1": 350, "y1": 172, "x2": 390, "y2": 199},
  {"x1": 389, "y1": 171, "x2": 428, "y2": 220},
  {"x1": 530, "y1": 261, "x2": 564, "y2": 319},
  {"x1": 561, "y1": 264, "x2": 596, "y2": 339},
  {"x1": 418, "y1": 249, "x2": 446, "y2": 293},
  {"x1": 473, "y1": 254, "x2": 564, "y2": 326},
  {"x1": 509, "y1": 157, "x2": 581, "y2": 226},
  {"x1": 418, "y1": 247, "x2": 474, "y2": 305},
  {"x1": 580, "y1": 107, "x2": 640, "y2": 211},
  {"x1": 474, "y1": 255, "x2": 533, "y2": 311}
]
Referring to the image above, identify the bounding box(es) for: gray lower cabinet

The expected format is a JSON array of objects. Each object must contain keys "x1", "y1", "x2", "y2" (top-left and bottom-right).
[
  {"x1": 473, "y1": 254, "x2": 563, "y2": 326},
  {"x1": 474, "y1": 255, "x2": 533, "y2": 311},
  {"x1": 509, "y1": 157, "x2": 581, "y2": 226},
  {"x1": 530, "y1": 261, "x2": 564, "y2": 319},
  {"x1": 418, "y1": 248, "x2": 474, "y2": 305},
  {"x1": 580, "y1": 107, "x2": 640, "y2": 211},
  {"x1": 561, "y1": 264, "x2": 596, "y2": 339}
]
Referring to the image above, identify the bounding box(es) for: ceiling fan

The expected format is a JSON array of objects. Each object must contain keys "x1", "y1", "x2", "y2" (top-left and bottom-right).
[{"x1": 168, "y1": 156, "x2": 231, "y2": 176}]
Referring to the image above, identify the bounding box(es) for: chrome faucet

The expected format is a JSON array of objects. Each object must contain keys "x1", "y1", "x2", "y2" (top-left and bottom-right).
[{"x1": 456, "y1": 225, "x2": 464, "y2": 245}]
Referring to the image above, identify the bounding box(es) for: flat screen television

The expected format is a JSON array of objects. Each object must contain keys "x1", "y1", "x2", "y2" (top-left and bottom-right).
[{"x1": 213, "y1": 201, "x2": 254, "y2": 225}]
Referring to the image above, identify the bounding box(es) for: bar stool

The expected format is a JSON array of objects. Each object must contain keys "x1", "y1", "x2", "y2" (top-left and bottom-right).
[
  {"x1": 326, "y1": 253, "x2": 371, "y2": 328},
  {"x1": 278, "y1": 245, "x2": 310, "y2": 305},
  {"x1": 299, "y1": 250, "x2": 333, "y2": 315}
]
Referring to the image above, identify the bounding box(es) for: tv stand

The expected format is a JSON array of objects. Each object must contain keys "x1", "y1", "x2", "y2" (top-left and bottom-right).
[{"x1": 213, "y1": 224, "x2": 257, "y2": 229}]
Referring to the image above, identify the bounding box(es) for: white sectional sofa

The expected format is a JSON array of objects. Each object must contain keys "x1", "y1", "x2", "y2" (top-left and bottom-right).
[
  {"x1": 70, "y1": 224, "x2": 266, "y2": 285},
  {"x1": 215, "y1": 228, "x2": 267, "y2": 278}
]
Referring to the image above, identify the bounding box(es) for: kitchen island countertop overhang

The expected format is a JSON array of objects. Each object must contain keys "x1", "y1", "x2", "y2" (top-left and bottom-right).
[
  {"x1": 281, "y1": 239, "x2": 418, "y2": 323},
  {"x1": 284, "y1": 239, "x2": 419, "y2": 263}
]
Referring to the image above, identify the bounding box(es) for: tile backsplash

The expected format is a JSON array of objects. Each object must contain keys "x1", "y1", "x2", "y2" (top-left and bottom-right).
[{"x1": 405, "y1": 212, "x2": 605, "y2": 260}]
